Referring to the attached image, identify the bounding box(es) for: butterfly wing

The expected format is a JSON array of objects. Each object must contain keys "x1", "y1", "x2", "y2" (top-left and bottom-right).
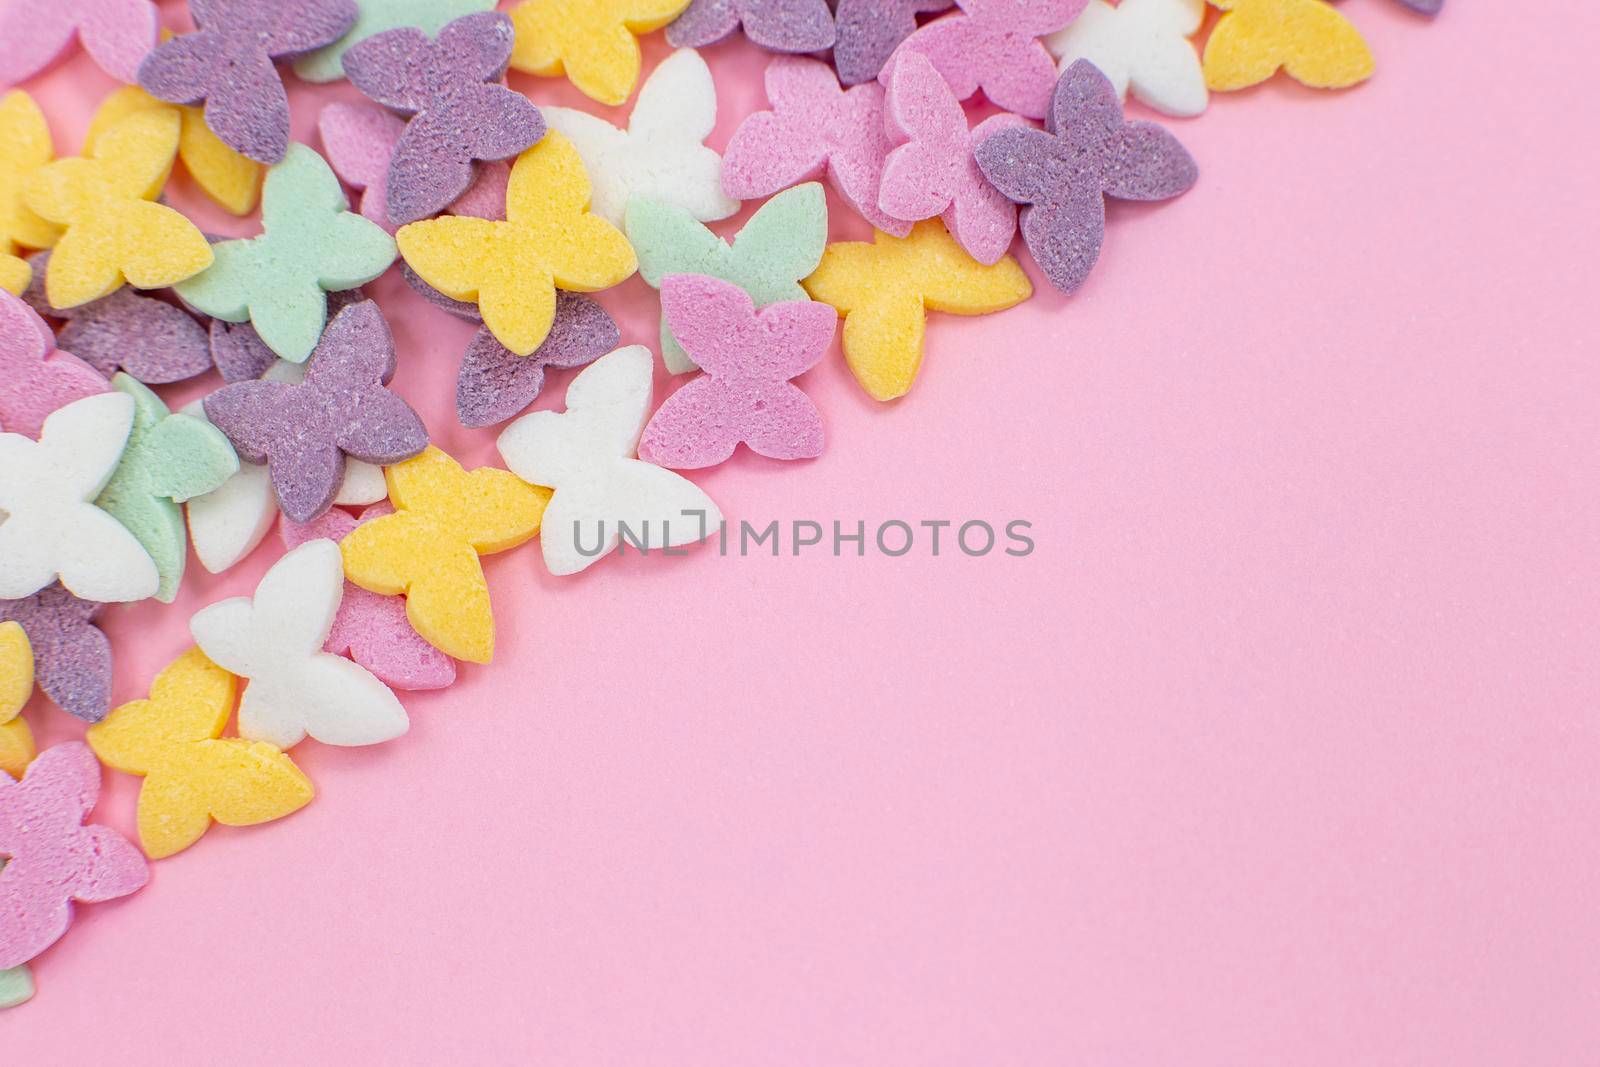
[
  {"x1": 338, "y1": 588, "x2": 457, "y2": 691},
  {"x1": 637, "y1": 378, "x2": 741, "y2": 470},
  {"x1": 754, "y1": 297, "x2": 836, "y2": 380},
  {"x1": 1276, "y1": 0, "x2": 1375, "y2": 89},
  {"x1": 131, "y1": 768, "x2": 216, "y2": 859},
  {"x1": 834, "y1": 0, "x2": 952, "y2": 85},
  {"x1": 302, "y1": 299, "x2": 397, "y2": 390},
  {"x1": 335, "y1": 461, "x2": 388, "y2": 506},
  {"x1": 628, "y1": 198, "x2": 729, "y2": 291},
  {"x1": 839, "y1": 286, "x2": 927, "y2": 401},
  {"x1": 86, "y1": 647, "x2": 235, "y2": 776},
  {"x1": 186, "y1": 461, "x2": 276, "y2": 573},
  {"x1": 664, "y1": 0, "x2": 738, "y2": 48},
  {"x1": 721, "y1": 56, "x2": 837, "y2": 199},
  {"x1": 286, "y1": 652, "x2": 409, "y2": 747},
  {"x1": 113, "y1": 200, "x2": 213, "y2": 293},
  {"x1": 252, "y1": 542, "x2": 346, "y2": 665},
  {"x1": 613, "y1": 49, "x2": 740, "y2": 209},
  {"x1": 202, "y1": 379, "x2": 296, "y2": 465},
  {"x1": 449, "y1": 161, "x2": 510, "y2": 220},
  {"x1": 1106, "y1": 122, "x2": 1199, "y2": 202},
  {"x1": 741, "y1": 383, "x2": 825, "y2": 461},
  {"x1": 517, "y1": 132, "x2": 637, "y2": 300},
  {"x1": 0, "y1": 858, "x2": 72, "y2": 970},
  {"x1": 740, "y1": 0, "x2": 835, "y2": 52},
  {"x1": 0, "y1": 92, "x2": 61, "y2": 251},
  {"x1": 66, "y1": 291, "x2": 212, "y2": 385},
  {"x1": 341, "y1": 27, "x2": 431, "y2": 113},
  {"x1": 263, "y1": 146, "x2": 397, "y2": 291},
  {"x1": 0, "y1": 622, "x2": 32, "y2": 725},
  {"x1": 0, "y1": 3, "x2": 77, "y2": 87},
  {"x1": 386, "y1": 111, "x2": 485, "y2": 227},
  {"x1": 880, "y1": 51, "x2": 968, "y2": 222},
  {"x1": 727, "y1": 182, "x2": 828, "y2": 302},
  {"x1": 606, "y1": 460, "x2": 722, "y2": 552},
  {"x1": 174, "y1": 238, "x2": 256, "y2": 324},
  {"x1": 631, "y1": 47, "x2": 718, "y2": 145},
  {"x1": 1118, "y1": 0, "x2": 1207, "y2": 117},
  {"x1": 0, "y1": 296, "x2": 107, "y2": 440},
  {"x1": 25, "y1": 600, "x2": 114, "y2": 723},
  {"x1": 456, "y1": 328, "x2": 551, "y2": 430},
  {"x1": 186, "y1": 739, "x2": 314, "y2": 830},
  {"x1": 197, "y1": 45, "x2": 291, "y2": 164},
  {"x1": 1204, "y1": 0, "x2": 1373, "y2": 91},
  {"x1": 318, "y1": 102, "x2": 405, "y2": 228},
  {"x1": 76, "y1": 0, "x2": 161, "y2": 84},
  {"x1": 396, "y1": 213, "x2": 551, "y2": 352},
  {"x1": 541, "y1": 107, "x2": 637, "y2": 229},
  {"x1": 496, "y1": 345, "x2": 654, "y2": 486},
  {"x1": 142, "y1": 412, "x2": 238, "y2": 504}
]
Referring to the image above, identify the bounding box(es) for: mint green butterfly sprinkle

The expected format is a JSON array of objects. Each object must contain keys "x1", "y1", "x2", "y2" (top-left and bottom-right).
[
  {"x1": 0, "y1": 965, "x2": 32, "y2": 1010},
  {"x1": 175, "y1": 144, "x2": 397, "y2": 364},
  {"x1": 626, "y1": 182, "x2": 829, "y2": 374},
  {"x1": 293, "y1": 0, "x2": 499, "y2": 83},
  {"x1": 95, "y1": 375, "x2": 239, "y2": 604}
]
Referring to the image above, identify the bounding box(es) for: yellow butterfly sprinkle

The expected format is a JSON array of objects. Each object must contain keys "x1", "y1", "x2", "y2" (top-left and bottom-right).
[
  {"x1": 803, "y1": 220, "x2": 1033, "y2": 402},
  {"x1": 23, "y1": 108, "x2": 214, "y2": 310},
  {"x1": 396, "y1": 131, "x2": 636, "y2": 356},
  {"x1": 509, "y1": 0, "x2": 692, "y2": 106},
  {"x1": 0, "y1": 91, "x2": 61, "y2": 296},
  {"x1": 86, "y1": 87, "x2": 261, "y2": 216},
  {"x1": 1204, "y1": 0, "x2": 1375, "y2": 92},
  {"x1": 0, "y1": 622, "x2": 36, "y2": 780},
  {"x1": 86, "y1": 647, "x2": 314, "y2": 860},
  {"x1": 341, "y1": 448, "x2": 550, "y2": 665}
]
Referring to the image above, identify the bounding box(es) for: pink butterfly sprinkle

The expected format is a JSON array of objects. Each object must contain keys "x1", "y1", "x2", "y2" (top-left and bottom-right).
[
  {"x1": 880, "y1": 50, "x2": 1024, "y2": 266},
  {"x1": 278, "y1": 505, "x2": 457, "y2": 692},
  {"x1": 639, "y1": 275, "x2": 833, "y2": 469},
  {"x1": 879, "y1": 0, "x2": 1086, "y2": 119},
  {"x1": 0, "y1": 0, "x2": 159, "y2": 87},
  {"x1": 319, "y1": 101, "x2": 512, "y2": 233},
  {"x1": 722, "y1": 55, "x2": 912, "y2": 237},
  {"x1": 0, "y1": 288, "x2": 109, "y2": 440},
  {"x1": 0, "y1": 742, "x2": 149, "y2": 970}
]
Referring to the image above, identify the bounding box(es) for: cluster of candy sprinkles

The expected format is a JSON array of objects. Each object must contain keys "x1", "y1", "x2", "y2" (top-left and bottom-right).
[{"x1": 0, "y1": 0, "x2": 1440, "y2": 1008}]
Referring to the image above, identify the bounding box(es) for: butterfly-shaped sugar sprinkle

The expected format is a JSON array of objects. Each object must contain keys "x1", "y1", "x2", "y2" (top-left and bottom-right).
[
  {"x1": 137, "y1": 0, "x2": 359, "y2": 164},
  {"x1": 342, "y1": 12, "x2": 545, "y2": 226},
  {"x1": 202, "y1": 299, "x2": 428, "y2": 525},
  {"x1": 974, "y1": 60, "x2": 1198, "y2": 295},
  {"x1": 497, "y1": 346, "x2": 723, "y2": 576},
  {"x1": 666, "y1": 0, "x2": 836, "y2": 53},
  {"x1": 639, "y1": 275, "x2": 833, "y2": 468},
  {"x1": 0, "y1": 742, "x2": 148, "y2": 970}
]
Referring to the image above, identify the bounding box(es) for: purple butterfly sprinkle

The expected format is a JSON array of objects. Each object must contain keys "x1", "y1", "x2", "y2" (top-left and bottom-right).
[
  {"x1": 0, "y1": 584, "x2": 111, "y2": 724},
  {"x1": 209, "y1": 289, "x2": 369, "y2": 383},
  {"x1": 341, "y1": 12, "x2": 545, "y2": 226},
  {"x1": 974, "y1": 60, "x2": 1198, "y2": 295},
  {"x1": 832, "y1": 0, "x2": 954, "y2": 85},
  {"x1": 456, "y1": 293, "x2": 620, "y2": 429},
  {"x1": 137, "y1": 0, "x2": 359, "y2": 164},
  {"x1": 202, "y1": 300, "x2": 429, "y2": 524},
  {"x1": 21, "y1": 251, "x2": 212, "y2": 385},
  {"x1": 667, "y1": 0, "x2": 837, "y2": 53}
]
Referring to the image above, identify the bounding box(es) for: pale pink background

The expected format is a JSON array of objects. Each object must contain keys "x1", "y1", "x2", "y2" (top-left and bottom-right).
[{"x1": 5, "y1": 1, "x2": 1599, "y2": 1062}]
